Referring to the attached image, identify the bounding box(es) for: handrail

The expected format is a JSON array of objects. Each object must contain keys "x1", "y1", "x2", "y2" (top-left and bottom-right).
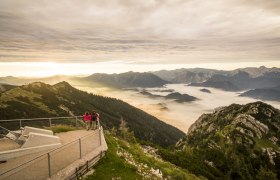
[
  {"x1": 0, "y1": 116, "x2": 83, "y2": 122},
  {"x1": 0, "y1": 116, "x2": 85, "y2": 131}
]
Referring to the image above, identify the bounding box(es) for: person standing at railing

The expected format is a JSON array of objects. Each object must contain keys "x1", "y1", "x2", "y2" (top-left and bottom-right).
[
  {"x1": 83, "y1": 112, "x2": 92, "y2": 131},
  {"x1": 91, "y1": 111, "x2": 97, "y2": 130},
  {"x1": 91, "y1": 111, "x2": 100, "y2": 130},
  {"x1": 96, "y1": 112, "x2": 100, "y2": 129}
]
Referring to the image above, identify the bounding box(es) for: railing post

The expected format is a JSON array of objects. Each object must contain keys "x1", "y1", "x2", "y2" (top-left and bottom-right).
[
  {"x1": 49, "y1": 118, "x2": 52, "y2": 127},
  {"x1": 79, "y1": 138, "x2": 82, "y2": 159},
  {"x1": 19, "y1": 120, "x2": 22, "y2": 128},
  {"x1": 47, "y1": 153, "x2": 51, "y2": 178},
  {"x1": 75, "y1": 117, "x2": 78, "y2": 127},
  {"x1": 99, "y1": 127, "x2": 102, "y2": 146},
  {"x1": 75, "y1": 167, "x2": 78, "y2": 179}
]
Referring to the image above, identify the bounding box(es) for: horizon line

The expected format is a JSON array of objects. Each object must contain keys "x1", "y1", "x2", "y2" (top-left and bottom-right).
[{"x1": 0, "y1": 65, "x2": 279, "y2": 79}]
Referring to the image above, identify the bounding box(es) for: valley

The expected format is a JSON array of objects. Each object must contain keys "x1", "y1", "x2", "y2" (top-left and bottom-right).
[{"x1": 74, "y1": 83, "x2": 280, "y2": 133}]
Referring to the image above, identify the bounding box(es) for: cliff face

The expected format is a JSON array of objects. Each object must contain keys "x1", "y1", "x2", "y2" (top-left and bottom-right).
[{"x1": 176, "y1": 102, "x2": 280, "y2": 179}]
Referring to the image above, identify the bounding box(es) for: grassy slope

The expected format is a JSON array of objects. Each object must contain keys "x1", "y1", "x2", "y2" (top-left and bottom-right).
[{"x1": 87, "y1": 132, "x2": 203, "y2": 180}]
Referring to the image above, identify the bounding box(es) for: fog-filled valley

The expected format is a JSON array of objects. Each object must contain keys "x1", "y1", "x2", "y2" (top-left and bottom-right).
[{"x1": 74, "y1": 83, "x2": 280, "y2": 133}]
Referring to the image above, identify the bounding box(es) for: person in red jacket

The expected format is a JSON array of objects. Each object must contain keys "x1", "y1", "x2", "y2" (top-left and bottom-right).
[{"x1": 83, "y1": 111, "x2": 92, "y2": 131}]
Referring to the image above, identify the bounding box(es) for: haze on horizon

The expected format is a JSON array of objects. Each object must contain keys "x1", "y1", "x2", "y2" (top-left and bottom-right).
[{"x1": 0, "y1": 0, "x2": 279, "y2": 76}]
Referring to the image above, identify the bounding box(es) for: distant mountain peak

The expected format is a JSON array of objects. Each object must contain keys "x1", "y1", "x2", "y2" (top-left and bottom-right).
[
  {"x1": 83, "y1": 71, "x2": 167, "y2": 88},
  {"x1": 27, "y1": 82, "x2": 46, "y2": 87},
  {"x1": 53, "y1": 81, "x2": 73, "y2": 89},
  {"x1": 22, "y1": 82, "x2": 53, "y2": 90}
]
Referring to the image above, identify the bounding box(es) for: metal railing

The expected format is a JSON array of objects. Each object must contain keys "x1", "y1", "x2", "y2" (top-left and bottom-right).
[
  {"x1": 0, "y1": 127, "x2": 105, "y2": 180},
  {"x1": 0, "y1": 116, "x2": 106, "y2": 180},
  {"x1": 0, "y1": 116, "x2": 84, "y2": 132},
  {"x1": 69, "y1": 151, "x2": 106, "y2": 180}
]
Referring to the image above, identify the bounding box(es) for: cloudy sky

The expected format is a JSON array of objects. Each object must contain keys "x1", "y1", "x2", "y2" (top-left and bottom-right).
[{"x1": 0, "y1": 0, "x2": 279, "y2": 76}]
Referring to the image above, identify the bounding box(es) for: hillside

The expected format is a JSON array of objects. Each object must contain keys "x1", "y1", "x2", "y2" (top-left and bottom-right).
[
  {"x1": 87, "y1": 132, "x2": 203, "y2": 179},
  {"x1": 0, "y1": 75, "x2": 72, "y2": 85},
  {"x1": 200, "y1": 88, "x2": 211, "y2": 93},
  {"x1": 0, "y1": 81, "x2": 185, "y2": 147},
  {"x1": 0, "y1": 83, "x2": 17, "y2": 93},
  {"x1": 139, "y1": 91, "x2": 198, "y2": 103},
  {"x1": 240, "y1": 86, "x2": 280, "y2": 102},
  {"x1": 161, "y1": 102, "x2": 280, "y2": 179},
  {"x1": 79, "y1": 71, "x2": 168, "y2": 88},
  {"x1": 165, "y1": 92, "x2": 198, "y2": 103}
]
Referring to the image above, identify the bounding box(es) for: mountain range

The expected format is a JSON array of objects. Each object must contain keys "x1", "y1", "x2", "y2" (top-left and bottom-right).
[
  {"x1": 189, "y1": 71, "x2": 280, "y2": 92},
  {"x1": 74, "y1": 71, "x2": 168, "y2": 88},
  {"x1": 1, "y1": 66, "x2": 279, "y2": 101},
  {"x1": 240, "y1": 86, "x2": 280, "y2": 102},
  {"x1": 151, "y1": 68, "x2": 226, "y2": 83},
  {"x1": 152, "y1": 66, "x2": 280, "y2": 84},
  {"x1": 2, "y1": 66, "x2": 279, "y2": 86}
]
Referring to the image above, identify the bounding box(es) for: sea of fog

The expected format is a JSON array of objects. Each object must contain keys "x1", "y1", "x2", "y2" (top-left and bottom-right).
[{"x1": 74, "y1": 84, "x2": 280, "y2": 134}]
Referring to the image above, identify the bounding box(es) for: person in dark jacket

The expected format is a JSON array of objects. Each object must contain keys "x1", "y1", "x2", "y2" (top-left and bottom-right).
[
  {"x1": 91, "y1": 111, "x2": 97, "y2": 130},
  {"x1": 91, "y1": 111, "x2": 100, "y2": 130}
]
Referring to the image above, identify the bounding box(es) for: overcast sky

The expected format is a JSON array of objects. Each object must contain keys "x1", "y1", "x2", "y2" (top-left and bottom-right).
[{"x1": 0, "y1": 0, "x2": 279, "y2": 70}]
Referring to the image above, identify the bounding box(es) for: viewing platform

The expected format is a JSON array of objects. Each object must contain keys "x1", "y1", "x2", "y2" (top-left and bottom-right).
[{"x1": 0, "y1": 116, "x2": 108, "y2": 180}]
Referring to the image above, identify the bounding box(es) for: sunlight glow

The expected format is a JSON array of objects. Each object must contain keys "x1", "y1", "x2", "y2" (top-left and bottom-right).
[{"x1": 0, "y1": 61, "x2": 280, "y2": 77}]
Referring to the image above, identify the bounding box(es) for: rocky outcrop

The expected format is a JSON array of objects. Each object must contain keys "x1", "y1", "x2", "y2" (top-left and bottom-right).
[
  {"x1": 232, "y1": 114, "x2": 269, "y2": 138},
  {"x1": 177, "y1": 102, "x2": 280, "y2": 179}
]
